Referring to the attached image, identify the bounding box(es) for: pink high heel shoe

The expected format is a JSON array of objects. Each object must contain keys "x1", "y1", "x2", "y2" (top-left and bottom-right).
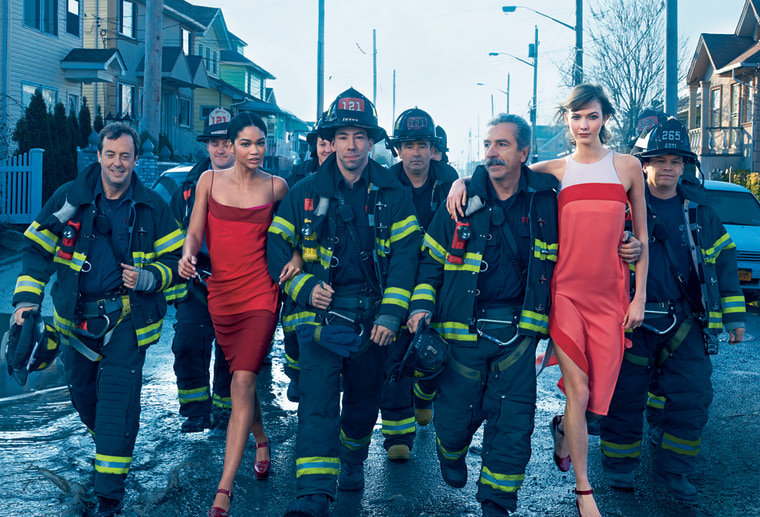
[{"x1": 254, "y1": 442, "x2": 271, "y2": 480}]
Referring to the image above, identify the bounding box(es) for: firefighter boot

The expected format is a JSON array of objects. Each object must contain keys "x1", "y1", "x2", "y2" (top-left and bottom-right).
[
  {"x1": 415, "y1": 408, "x2": 432, "y2": 426},
  {"x1": 338, "y1": 461, "x2": 365, "y2": 491},
  {"x1": 181, "y1": 414, "x2": 211, "y2": 433},
  {"x1": 606, "y1": 470, "x2": 635, "y2": 490},
  {"x1": 95, "y1": 497, "x2": 123, "y2": 516},
  {"x1": 437, "y1": 448, "x2": 467, "y2": 488},
  {"x1": 481, "y1": 500, "x2": 511, "y2": 516},
  {"x1": 387, "y1": 444, "x2": 410, "y2": 462},
  {"x1": 654, "y1": 470, "x2": 698, "y2": 501}
]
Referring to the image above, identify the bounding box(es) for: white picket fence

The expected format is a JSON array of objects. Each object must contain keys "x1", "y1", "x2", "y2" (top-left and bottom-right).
[{"x1": 0, "y1": 149, "x2": 43, "y2": 224}]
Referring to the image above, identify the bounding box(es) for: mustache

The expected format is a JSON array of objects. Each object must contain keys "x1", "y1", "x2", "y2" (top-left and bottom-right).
[{"x1": 485, "y1": 158, "x2": 506, "y2": 167}]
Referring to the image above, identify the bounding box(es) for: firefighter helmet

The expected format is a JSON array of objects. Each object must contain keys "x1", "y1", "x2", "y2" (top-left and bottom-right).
[
  {"x1": 319, "y1": 88, "x2": 387, "y2": 142},
  {"x1": 390, "y1": 108, "x2": 439, "y2": 148},
  {"x1": 306, "y1": 111, "x2": 328, "y2": 149},
  {"x1": 435, "y1": 125, "x2": 449, "y2": 152},
  {"x1": 197, "y1": 107, "x2": 232, "y2": 142},
  {"x1": 634, "y1": 117, "x2": 698, "y2": 163},
  {"x1": 3, "y1": 309, "x2": 60, "y2": 386},
  {"x1": 397, "y1": 322, "x2": 448, "y2": 381}
]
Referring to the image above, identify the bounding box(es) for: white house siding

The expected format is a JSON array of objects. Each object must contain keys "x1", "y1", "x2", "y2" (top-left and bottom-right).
[{"x1": 3, "y1": 0, "x2": 84, "y2": 154}]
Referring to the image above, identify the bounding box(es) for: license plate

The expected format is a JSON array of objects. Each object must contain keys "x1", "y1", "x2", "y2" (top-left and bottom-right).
[{"x1": 739, "y1": 269, "x2": 752, "y2": 282}]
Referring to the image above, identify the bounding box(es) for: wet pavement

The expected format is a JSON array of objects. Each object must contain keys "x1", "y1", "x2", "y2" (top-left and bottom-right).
[{"x1": 0, "y1": 256, "x2": 759, "y2": 517}]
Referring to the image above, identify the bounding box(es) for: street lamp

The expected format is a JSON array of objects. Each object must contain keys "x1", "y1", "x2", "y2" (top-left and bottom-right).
[
  {"x1": 476, "y1": 76, "x2": 510, "y2": 116},
  {"x1": 502, "y1": 4, "x2": 582, "y2": 86},
  {"x1": 489, "y1": 25, "x2": 539, "y2": 163}
]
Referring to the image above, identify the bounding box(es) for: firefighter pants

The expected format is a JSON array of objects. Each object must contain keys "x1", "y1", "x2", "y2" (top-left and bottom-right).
[
  {"x1": 294, "y1": 327, "x2": 387, "y2": 500},
  {"x1": 435, "y1": 330, "x2": 537, "y2": 513},
  {"x1": 601, "y1": 313, "x2": 713, "y2": 476},
  {"x1": 380, "y1": 329, "x2": 415, "y2": 450},
  {"x1": 283, "y1": 329, "x2": 300, "y2": 385},
  {"x1": 171, "y1": 295, "x2": 232, "y2": 417},
  {"x1": 62, "y1": 317, "x2": 145, "y2": 500}
]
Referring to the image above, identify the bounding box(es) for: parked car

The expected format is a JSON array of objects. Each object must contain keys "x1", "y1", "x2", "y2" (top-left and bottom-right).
[
  {"x1": 704, "y1": 180, "x2": 760, "y2": 301},
  {"x1": 152, "y1": 165, "x2": 192, "y2": 205}
]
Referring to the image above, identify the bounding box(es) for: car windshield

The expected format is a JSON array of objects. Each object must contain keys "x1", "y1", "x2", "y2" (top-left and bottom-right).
[{"x1": 707, "y1": 189, "x2": 760, "y2": 226}]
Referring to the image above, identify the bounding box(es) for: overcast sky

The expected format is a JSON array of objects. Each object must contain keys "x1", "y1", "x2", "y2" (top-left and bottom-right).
[{"x1": 202, "y1": 0, "x2": 746, "y2": 169}]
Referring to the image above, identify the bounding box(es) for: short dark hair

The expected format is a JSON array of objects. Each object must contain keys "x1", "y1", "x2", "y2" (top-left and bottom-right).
[
  {"x1": 98, "y1": 122, "x2": 140, "y2": 156},
  {"x1": 227, "y1": 112, "x2": 267, "y2": 143},
  {"x1": 557, "y1": 84, "x2": 615, "y2": 145},
  {"x1": 486, "y1": 113, "x2": 532, "y2": 151}
]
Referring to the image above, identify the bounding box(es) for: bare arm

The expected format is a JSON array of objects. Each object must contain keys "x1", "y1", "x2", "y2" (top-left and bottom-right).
[
  {"x1": 528, "y1": 157, "x2": 565, "y2": 180},
  {"x1": 178, "y1": 171, "x2": 211, "y2": 279},
  {"x1": 619, "y1": 153, "x2": 648, "y2": 329}
]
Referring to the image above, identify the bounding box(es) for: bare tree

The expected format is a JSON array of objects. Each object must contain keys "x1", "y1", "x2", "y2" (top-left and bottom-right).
[{"x1": 583, "y1": 0, "x2": 666, "y2": 148}]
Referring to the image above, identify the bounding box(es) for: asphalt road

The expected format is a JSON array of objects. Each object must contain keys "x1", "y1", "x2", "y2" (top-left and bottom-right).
[{"x1": 0, "y1": 257, "x2": 758, "y2": 517}]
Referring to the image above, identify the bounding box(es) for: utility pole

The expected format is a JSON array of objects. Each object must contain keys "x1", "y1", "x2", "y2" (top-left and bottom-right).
[
  {"x1": 372, "y1": 29, "x2": 377, "y2": 106},
  {"x1": 530, "y1": 25, "x2": 539, "y2": 163},
  {"x1": 316, "y1": 0, "x2": 325, "y2": 119},
  {"x1": 665, "y1": 0, "x2": 677, "y2": 115},
  {"x1": 392, "y1": 69, "x2": 396, "y2": 124},
  {"x1": 575, "y1": 0, "x2": 583, "y2": 85},
  {"x1": 506, "y1": 73, "x2": 510, "y2": 113},
  {"x1": 140, "y1": 0, "x2": 163, "y2": 146}
]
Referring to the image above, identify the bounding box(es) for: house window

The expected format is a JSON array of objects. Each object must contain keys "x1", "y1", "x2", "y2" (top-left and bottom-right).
[
  {"x1": 743, "y1": 83, "x2": 753, "y2": 124},
  {"x1": 68, "y1": 93, "x2": 79, "y2": 113},
  {"x1": 120, "y1": 0, "x2": 137, "y2": 38},
  {"x1": 119, "y1": 84, "x2": 136, "y2": 118},
  {"x1": 179, "y1": 98, "x2": 191, "y2": 127},
  {"x1": 182, "y1": 28, "x2": 192, "y2": 55},
  {"x1": 22, "y1": 83, "x2": 57, "y2": 108},
  {"x1": 205, "y1": 48, "x2": 211, "y2": 70},
  {"x1": 66, "y1": 0, "x2": 79, "y2": 36},
  {"x1": 731, "y1": 83, "x2": 740, "y2": 127},
  {"x1": 198, "y1": 43, "x2": 203, "y2": 57},
  {"x1": 710, "y1": 87, "x2": 721, "y2": 127},
  {"x1": 24, "y1": 0, "x2": 58, "y2": 35},
  {"x1": 200, "y1": 106, "x2": 215, "y2": 123},
  {"x1": 213, "y1": 51, "x2": 218, "y2": 74}
]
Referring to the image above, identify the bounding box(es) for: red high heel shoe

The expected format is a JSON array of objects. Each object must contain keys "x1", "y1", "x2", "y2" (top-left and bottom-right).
[
  {"x1": 575, "y1": 488, "x2": 593, "y2": 517},
  {"x1": 254, "y1": 442, "x2": 271, "y2": 480},
  {"x1": 209, "y1": 488, "x2": 232, "y2": 517},
  {"x1": 550, "y1": 415, "x2": 571, "y2": 472}
]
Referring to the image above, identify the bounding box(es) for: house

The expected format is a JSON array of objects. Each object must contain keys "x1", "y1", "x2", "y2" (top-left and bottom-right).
[
  {"x1": 686, "y1": 0, "x2": 760, "y2": 174},
  {"x1": 0, "y1": 0, "x2": 125, "y2": 156}
]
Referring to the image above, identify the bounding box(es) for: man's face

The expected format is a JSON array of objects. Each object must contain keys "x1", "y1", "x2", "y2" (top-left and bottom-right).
[
  {"x1": 207, "y1": 137, "x2": 234, "y2": 170},
  {"x1": 333, "y1": 126, "x2": 373, "y2": 173},
  {"x1": 98, "y1": 134, "x2": 137, "y2": 195},
  {"x1": 398, "y1": 140, "x2": 432, "y2": 178},
  {"x1": 483, "y1": 123, "x2": 528, "y2": 181},
  {"x1": 645, "y1": 154, "x2": 684, "y2": 194},
  {"x1": 316, "y1": 137, "x2": 334, "y2": 165},
  {"x1": 431, "y1": 147, "x2": 443, "y2": 161}
]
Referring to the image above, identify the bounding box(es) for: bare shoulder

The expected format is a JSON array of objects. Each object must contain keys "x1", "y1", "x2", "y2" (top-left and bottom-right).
[
  {"x1": 530, "y1": 157, "x2": 566, "y2": 179},
  {"x1": 613, "y1": 152, "x2": 642, "y2": 175},
  {"x1": 272, "y1": 175, "x2": 289, "y2": 201},
  {"x1": 196, "y1": 169, "x2": 214, "y2": 191}
]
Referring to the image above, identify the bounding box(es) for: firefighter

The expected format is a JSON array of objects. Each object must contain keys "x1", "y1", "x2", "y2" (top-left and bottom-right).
[
  {"x1": 408, "y1": 114, "x2": 558, "y2": 516},
  {"x1": 165, "y1": 108, "x2": 234, "y2": 432},
  {"x1": 431, "y1": 125, "x2": 450, "y2": 163},
  {"x1": 283, "y1": 112, "x2": 335, "y2": 403},
  {"x1": 380, "y1": 107, "x2": 458, "y2": 462},
  {"x1": 11, "y1": 123, "x2": 183, "y2": 516},
  {"x1": 268, "y1": 87, "x2": 421, "y2": 517},
  {"x1": 600, "y1": 118, "x2": 746, "y2": 501}
]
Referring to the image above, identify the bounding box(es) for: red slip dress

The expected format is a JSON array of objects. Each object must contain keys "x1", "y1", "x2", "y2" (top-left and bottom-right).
[
  {"x1": 549, "y1": 152, "x2": 631, "y2": 416},
  {"x1": 205, "y1": 171, "x2": 280, "y2": 374}
]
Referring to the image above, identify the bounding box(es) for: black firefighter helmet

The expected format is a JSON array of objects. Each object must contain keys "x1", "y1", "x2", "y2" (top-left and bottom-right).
[
  {"x1": 3, "y1": 309, "x2": 60, "y2": 386},
  {"x1": 633, "y1": 117, "x2": 698, "y2": 164},
  {"x1": 197, "y1": 107, "x2": 232, "y2": 142},
  {"x1": 319, "y1": 88, "x2": 387, "y2": 143},
  {"x1": 389, "y1": 108, "x2": 439, "y2": 148},
  {"x1": 395, "y1": 322, "x2": 448, "y2": 381}
]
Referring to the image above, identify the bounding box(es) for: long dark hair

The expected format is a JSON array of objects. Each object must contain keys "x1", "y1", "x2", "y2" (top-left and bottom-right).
[
  {"x1": 227, "y1": 112, "x2": 267, "y2": 143},
  {"x1": 557, "y1": 84, "x2": 615, "y2": 145}
]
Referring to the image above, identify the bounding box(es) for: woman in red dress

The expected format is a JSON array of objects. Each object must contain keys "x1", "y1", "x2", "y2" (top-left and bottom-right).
[
  {"x1": 532, "y1": 84, "x2": 648, "y2": 517},
  {"x1": 179, "y1": 112, "x2": 302, "y2": 517}
]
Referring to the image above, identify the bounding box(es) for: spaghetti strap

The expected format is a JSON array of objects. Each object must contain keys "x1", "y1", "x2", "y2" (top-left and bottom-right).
[
  {"x1": 270, "y1": 174, "x2": 275, "y2": 204},
  {"x1": 209, "y1": 170, "x2": 215, "y2": 202}
]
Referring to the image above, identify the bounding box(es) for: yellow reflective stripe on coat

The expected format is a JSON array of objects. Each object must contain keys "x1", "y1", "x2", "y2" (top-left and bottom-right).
[
  {"x1": 411, "y1": 283, "x2": 436, "y2": 304},
  {"x1": 431, "y1": 321, "x2": 477, "y2": 343},
  {"x1": 340, "y1": 429, "x2": 372, "y2": 451},
  {"x1": 382, "y1": 287, "x2": 411, "y2": 310},
  {"x1": 661, "y1": 432, "x2": 701, "y2": 456},
  {"x1": 14, "y1": 275, "x2": 45, "y2": 296},
  {"x1": 25, "y1": 221, "x2": 58, "y2": 254},
  {"x1": 479, "y1": 466, "x2": 524, "y2": 493},
  {"x1": 443, "y1": 252, "x2": 481, "y2": 273},
  {"x1": 95, "y1": 454, "x2": 131, "y2": 474},
  {"x1": 269, "y1": 216, "x2": 297, "y2": 245},
  {"x1": 284, "y1": 273, "x2": 315, "y2": 301},
  {"x1": 295, "y1": 456, "x2": 339, "y2": 478},
  {"x1": 390, "y1": 215, "x2": 420, "y2": 243},
  {"x1": 281, "y1": 311, "x2": 319, "y2": 333},
  {"x1": 164, "y1": 283, "x2": 188, "y2": 303},
  {"x1": 708, "y1": 311, "x2": 723, "y2": 330},
  {"x1": 533, "y1": 238, "x2": 558, "y2": 262},
  {"x1": 150, "y1": 261, "x2": 173, "y2": 289},
  {"x1": 518, "y1": 309, "x2": 549, "y2": 335},
  {"x1": 600, "y1": 439, "x2": 642, "y2": 459},
  {"x1": 422, "y1": 233, "x2": 447, "y2": 264},
  {"x1": 646, "y1": 391, "x2": 665, "y2": 410},
  {"x1": 436, "y1": 436, "x2": 468, "y2": 461},
  {"x1": 154, "y1": 228, "x2": 184, "y2": 256},
  {"x1": 316, "y1": 245, "x2": 333, "y2": 268},
  {"x1": 701, "y1": 232, "x2": 734, "y2": 264},
  {"x1": 136, "y1": 320, "x2": 163, "y2": 347},
  {"x1": 131, "y1": 251, "x2": 157, "y2": 264},
  {"x1": 53, "y1": 251, "x2": 87, "y2": 272},
  {"x1": 721, "y1": 295, "x2": 745, "y2": 314}
]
